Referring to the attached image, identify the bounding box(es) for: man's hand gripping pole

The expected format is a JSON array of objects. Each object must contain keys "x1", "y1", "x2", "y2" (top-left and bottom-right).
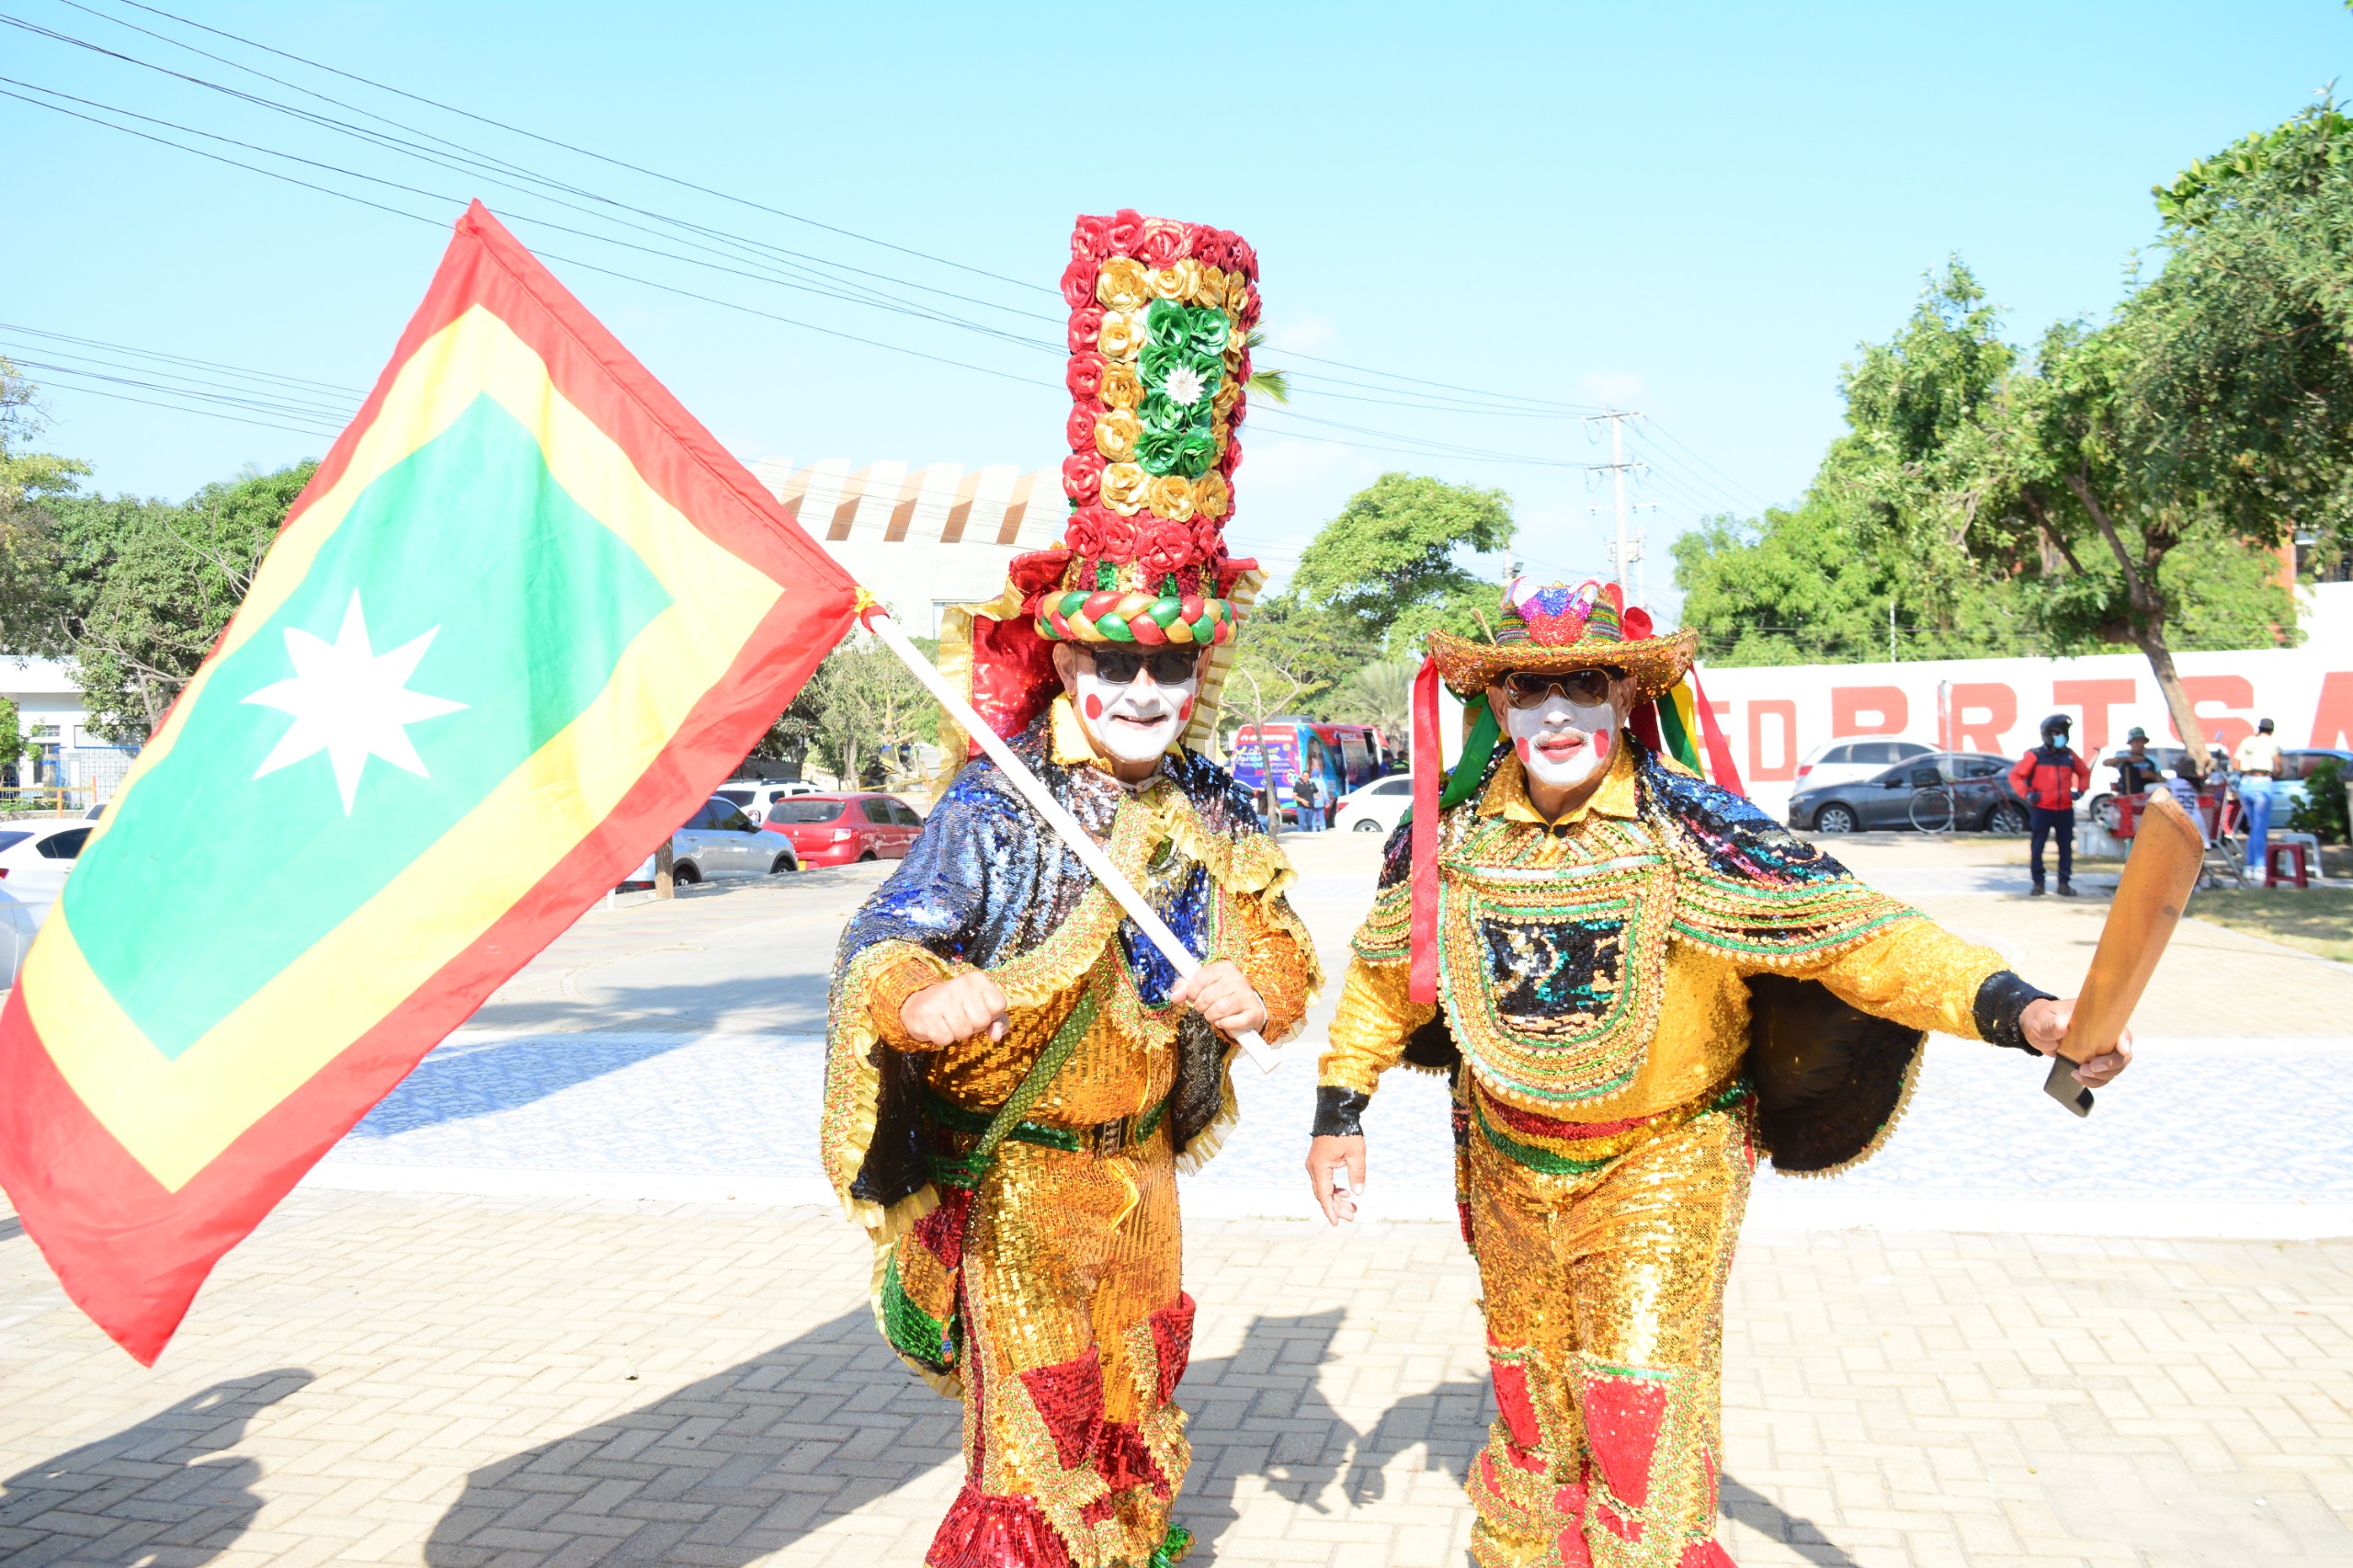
[{"x1": 859, "y1": 598, "x2": 1282, "y2": 1074}]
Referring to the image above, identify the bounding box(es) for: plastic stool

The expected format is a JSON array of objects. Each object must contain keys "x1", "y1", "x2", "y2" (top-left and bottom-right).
[{"x1": 2265, "y1": 838, "x2": 2313, "y2": 889}]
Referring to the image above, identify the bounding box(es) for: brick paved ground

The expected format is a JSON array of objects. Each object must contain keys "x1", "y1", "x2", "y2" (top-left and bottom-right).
[
  {"x1": 2, "y1": 1193, "x2": 2349, "y2": 1566},
  {"x1": 7, "y1": 828, "x2": 2351, "y2": 1564}
]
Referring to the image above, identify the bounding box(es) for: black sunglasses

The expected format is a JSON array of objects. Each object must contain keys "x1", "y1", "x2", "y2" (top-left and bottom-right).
[
  {"x1": 1086, "y1": 646, "x2": 1202, "y2": 687},
  {"x1": 1501, "y1": 668, "x2": 1617, "y2": 710}
]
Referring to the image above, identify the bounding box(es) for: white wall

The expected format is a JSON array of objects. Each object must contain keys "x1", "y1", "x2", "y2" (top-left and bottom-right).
[{"x1": 1696, "y1": 584, "x2": 2353, "y2": 821}]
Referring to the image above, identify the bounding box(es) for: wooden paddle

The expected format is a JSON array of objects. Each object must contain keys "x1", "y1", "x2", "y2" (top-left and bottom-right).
[{"x1": 2044, "y1": 787, "x2": 2205, "y2": 1116}]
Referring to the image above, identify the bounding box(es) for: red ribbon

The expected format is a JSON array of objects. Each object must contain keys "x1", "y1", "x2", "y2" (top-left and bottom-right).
[
  {"x1": 1409, "y1": 655, "x2": 1442, "y2": 1005},
  {"x1": 1690, "y1": 666, "x2": 1746, "y2": 798}
]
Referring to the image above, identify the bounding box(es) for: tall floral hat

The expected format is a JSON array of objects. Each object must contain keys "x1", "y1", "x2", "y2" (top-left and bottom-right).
[{"x1": 940, "y1": 210, "x2": 1265, "y2": 751}]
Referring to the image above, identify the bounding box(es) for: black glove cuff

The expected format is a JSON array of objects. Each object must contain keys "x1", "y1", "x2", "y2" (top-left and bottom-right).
[
  {"x1": 1313, "y1": 1085, "x2": 1370, "y2": 1139},
  {"x1": 1974, "y1": 970, "x2": 2057, "y2": 1055}
]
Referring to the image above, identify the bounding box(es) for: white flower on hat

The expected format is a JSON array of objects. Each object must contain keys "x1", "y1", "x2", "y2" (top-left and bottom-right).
[{"x1": 1164, "y1": 365, "x2": 1206, "y2": 407}]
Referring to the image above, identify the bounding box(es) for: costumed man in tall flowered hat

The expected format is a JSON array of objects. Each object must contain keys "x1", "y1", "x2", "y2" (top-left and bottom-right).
[
  {"x1": 1303, "y1": 579, "x2": 2131, "y2": 1568},
  {"x1": 823, "y1": 210, "x2": 1318, "y2": 1568}
]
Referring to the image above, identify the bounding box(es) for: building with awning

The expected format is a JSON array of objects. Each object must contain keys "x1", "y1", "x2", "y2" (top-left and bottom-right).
[{"x1": 747, "y1": 458, "x2": 1060, "y2": 635}]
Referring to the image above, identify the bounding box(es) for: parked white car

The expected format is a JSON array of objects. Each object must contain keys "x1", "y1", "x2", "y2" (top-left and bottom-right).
[
  {"x1": 1791, "y1": 738, "x2": 1936, "y2": 792},
  {"x1": 714, "y1": 779, "x2": 824, "y2": 824},
  {"x1": 1333, "y1": 773, "x2": 1415, "y2": 835},
  {"x1": 0, "y1": 819, "x2": 93, "y2": 900},
  {"x1": 618, "y1": 797, "x2": 799, "y2": 889},
  {"x1": 0, "y1": 881, "x2": 49, "y2": 987}
]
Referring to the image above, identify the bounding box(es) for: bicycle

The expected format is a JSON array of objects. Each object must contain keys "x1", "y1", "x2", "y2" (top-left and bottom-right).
[{"x1": 1907, "y1": 781, "x2": 1957, "y2": 834}]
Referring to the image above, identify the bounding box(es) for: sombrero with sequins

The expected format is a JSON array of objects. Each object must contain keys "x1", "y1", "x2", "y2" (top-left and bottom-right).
[{"x1": 1427, "y1": 576, "x2": 1695, "y2": 702}]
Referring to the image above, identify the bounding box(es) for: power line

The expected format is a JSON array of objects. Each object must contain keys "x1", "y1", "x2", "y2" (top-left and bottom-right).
[
  {"x1": 0, "y1": 321, "x2": 365, "y2": 396},
  {"x1": 85, "y1": 0, "x2": 1054, "y2": 298}
]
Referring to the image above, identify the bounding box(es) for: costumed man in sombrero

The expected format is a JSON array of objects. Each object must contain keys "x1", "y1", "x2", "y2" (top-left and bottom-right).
[
  {"x1": 1303, "y1": 579, "x2": 2131, "y2": 1568},
  {"x1": 823, "y1": 210, "x2": 1318, "y2": 1568}
]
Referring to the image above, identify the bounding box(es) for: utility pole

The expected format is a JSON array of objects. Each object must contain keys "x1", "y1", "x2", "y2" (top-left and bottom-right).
[{"x1": 1585, "y1": 410, "x2": 1649, "y2": 601}]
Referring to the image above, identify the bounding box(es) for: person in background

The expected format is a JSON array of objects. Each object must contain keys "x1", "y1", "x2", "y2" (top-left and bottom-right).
[
  {"x1": 2114, "y1": 726, "x2": 2164, "y2": 798},
  {"x1": 2165, "y1": 760, "x2": 2214, "y2": 846},
  {"x1": 2234, "y1": 717, "x2": 2285, "y2": 877},
  {"x1": 1291, "y1": 765, "x2": 1322, "y2": 833},
  {"x1": 2008, "y1": 714, "x2": 2092, "y2": 897}
]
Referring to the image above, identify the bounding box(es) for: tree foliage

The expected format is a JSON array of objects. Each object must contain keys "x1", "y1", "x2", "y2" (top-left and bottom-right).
[
  {"x1": 40, "y1": 465, "x2": 315, "y2": 742},
  {"x1": 1677, "y1": 90, "x2": 2353, "y2": 777},
  {"x1": 1289, "y1": 473, "x2": 1515, "y2": 653},
  {"x1": 797, "y1": 631, "x2": 938, "y2": 788}
]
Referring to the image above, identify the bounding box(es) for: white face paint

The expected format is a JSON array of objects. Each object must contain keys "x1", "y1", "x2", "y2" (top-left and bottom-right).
[
  {"x1": 1074, "y1": 661, "x2": 1199, "y2": 767},
  {"x1": 1505, "y1": 689, "x2": 1617, "y2": 790}
]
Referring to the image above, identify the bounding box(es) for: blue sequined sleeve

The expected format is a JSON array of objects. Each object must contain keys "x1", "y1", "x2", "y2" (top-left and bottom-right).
[{"x1": 836, "y1": 766, "x2": 1013, "y2": 967}]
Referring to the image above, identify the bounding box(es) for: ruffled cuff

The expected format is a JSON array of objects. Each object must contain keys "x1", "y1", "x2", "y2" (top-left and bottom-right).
[
  {"x1": 866, "y1": 948, "x2": 959, "y2": 1051},
  {"x1": 1313, "y1": 1085, "x2": 1371, "y2": 1139},
  {"x1": 1972, "y1": 970, "x2": 2056, "y2": 1056}
]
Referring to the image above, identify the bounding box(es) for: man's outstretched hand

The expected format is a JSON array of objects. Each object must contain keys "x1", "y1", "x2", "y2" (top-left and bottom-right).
[
  {"x1": 898, "y1": 972, "x2": 1010, "y2": 1047},
  {"x1": 1306, "y1": 1134, "x2": 1366, "y2": 1225},
  {"x1": 2022, "y1": 996, "x2": 2132, "y2": 1085}
]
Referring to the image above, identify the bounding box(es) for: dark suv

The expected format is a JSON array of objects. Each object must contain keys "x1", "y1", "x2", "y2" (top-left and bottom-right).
[{"x1": 1790, "y1": 753, "x2": 2031, "y2": 835}]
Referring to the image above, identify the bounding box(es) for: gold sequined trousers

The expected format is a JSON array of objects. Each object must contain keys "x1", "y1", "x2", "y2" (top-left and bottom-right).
[
  {"x1": 1463, "y1": 1084, "x2": 1752, "y2": 1568},
  {"x1": 929, "y1": 1130, "x2": 1195, "y2": 1568}
]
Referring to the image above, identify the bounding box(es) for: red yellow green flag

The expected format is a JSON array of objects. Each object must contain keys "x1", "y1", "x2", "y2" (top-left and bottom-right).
[{"x1": 0, "y1": 203, "x2": 859, "y2": 1363}]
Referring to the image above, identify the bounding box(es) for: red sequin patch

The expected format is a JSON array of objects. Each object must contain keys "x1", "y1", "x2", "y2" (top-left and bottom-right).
[
  {"x1": 1582, "y1": 1372, "x2": 1668, "y2": 1512},
  {"x1": 1149, "y1": 1293, "x2": 1197, "y2": 1407},
  {"x1": 1018, "y1": 1348, "x2": 1105, "y2": 1472}
]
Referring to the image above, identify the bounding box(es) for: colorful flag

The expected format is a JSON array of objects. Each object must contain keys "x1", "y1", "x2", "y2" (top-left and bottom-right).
[{"x1": 0, "y1": 202, "x2": 858, "y2": 1363}]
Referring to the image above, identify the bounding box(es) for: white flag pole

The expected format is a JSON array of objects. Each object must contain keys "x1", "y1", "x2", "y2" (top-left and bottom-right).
[{"x1": 861, "y1": 605, "x2": 1281, "y2": 1074}]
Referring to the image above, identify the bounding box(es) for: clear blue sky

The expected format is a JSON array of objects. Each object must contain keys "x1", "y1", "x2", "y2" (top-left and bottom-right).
[{"x1": 9, "y1": 1, "x2": 2347, "y2": 615}]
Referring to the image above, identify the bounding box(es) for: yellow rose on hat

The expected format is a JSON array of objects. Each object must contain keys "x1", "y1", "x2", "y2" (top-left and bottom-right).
[
  {"x1": 1094, "y1": 409, "x2": 1142, "y2": 462},
  {"x1": 1101, "y1": 461, "x2": 1150, "y2": 515},
  {"x1": 1100, "y1": 362, "x2": 1142, "y2": 411},
  {"x1": 1146, "y1": 473, "x2": 1196, "y2": 521},
  {"x1": 1197, "y1": 263, "x2": 1227, "y2": 306},
  {"x1": 1097, "y1": 310, "x2": 1142, "y2": 361},
  {"x1": 1097, "y1": 257, "x2": 1151, "y2": 312}
]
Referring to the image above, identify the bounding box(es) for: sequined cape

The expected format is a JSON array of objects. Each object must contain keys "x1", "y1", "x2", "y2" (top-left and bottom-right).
[
  {"x1": 1329, "y1": 740, "x2": 2006, "y2": 1173},
  {"x1": 823, "y1": 707, "x2": 1319, "y2": 1242}
]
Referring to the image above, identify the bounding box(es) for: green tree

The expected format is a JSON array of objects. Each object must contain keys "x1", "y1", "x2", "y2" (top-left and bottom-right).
[
  {"x1": 0, "y1": 695, "x2": 21, "y2": 786},
  {"x1": 801, "y1": 631, "x2": 937, "y2": 788},
  {"x1": 0, "y1": 360, "x2": 91, "y2": 630},
  {"x1": 42, "y1": 463, "x2": 315, "y2": 741},
  {"x1": 1289, "y1": 473, "x2": 1516, "y2": 653},
  {"x1": 1328, "y1": 657, "x2": 1418, "y2": 738},
  {"x1": 1224, "y1": 590, "x2": 1358, "y2": 722}
]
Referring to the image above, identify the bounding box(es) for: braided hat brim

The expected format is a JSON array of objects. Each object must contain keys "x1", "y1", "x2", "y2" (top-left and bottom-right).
[{"x1": 1427, "y1": 626, "x2": 1697, "y2": 703}]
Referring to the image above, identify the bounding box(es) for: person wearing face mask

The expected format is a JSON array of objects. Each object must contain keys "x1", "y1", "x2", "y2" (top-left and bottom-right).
[
  {"x1": 823, "y1": 210, "x2": 1317, "y2": 1568},
  {"x1": 1303, "y1": 578, "x2": 2129, "y2": 1568}
]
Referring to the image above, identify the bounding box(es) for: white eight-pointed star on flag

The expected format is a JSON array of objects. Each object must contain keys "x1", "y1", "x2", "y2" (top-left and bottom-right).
[{"x1": 241, "y1": 590, "x2": 469, "y2": 814}]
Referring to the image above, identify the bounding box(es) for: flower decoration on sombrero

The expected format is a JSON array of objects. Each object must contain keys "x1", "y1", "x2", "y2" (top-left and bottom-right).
[{"x1": 1427, "y1": 575, "x2": 1697, "y2": 702}]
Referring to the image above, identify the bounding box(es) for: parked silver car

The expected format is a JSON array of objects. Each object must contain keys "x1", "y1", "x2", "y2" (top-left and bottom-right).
[{"x1": 618, "y1": 797, "x2": 799, "y2": 888}]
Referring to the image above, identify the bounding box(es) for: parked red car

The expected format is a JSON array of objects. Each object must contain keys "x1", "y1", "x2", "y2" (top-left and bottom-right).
[{"x1": 761, "y1": 792, "x2": 926, "y2": 866}]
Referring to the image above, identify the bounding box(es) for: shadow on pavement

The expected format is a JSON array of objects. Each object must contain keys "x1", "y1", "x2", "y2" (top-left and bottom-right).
[
  {"x1": 1181, "y1": 1308, "x2": 1361, "y2": 1548},
  {"x1": 425, "y1": 1308, "x2": 959, "y2": 1568},
  {"x1": 0, "y1": 1369, "x2": 311, "y2": 1567},
  {"x1": 1343, "y1": 1376, "x2": 1488, "y2": 1504},
  {"x1": 1720, "y1": 1473, "x2": 1864, "y2": 1568},
  {"x1": 347, "y1": 1033, "x2": 702, "y2": 1138},
  {"x1": 0, "y1": 1215, "x2": 20, "y2": 1242}
]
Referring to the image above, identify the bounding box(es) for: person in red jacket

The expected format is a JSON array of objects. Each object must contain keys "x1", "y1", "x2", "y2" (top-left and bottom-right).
[{"x1": 2008, "y1": 714, "x2": 2093, "y2": 896}]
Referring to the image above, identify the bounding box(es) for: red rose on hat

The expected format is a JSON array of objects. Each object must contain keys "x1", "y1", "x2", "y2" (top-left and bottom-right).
[
  {"x1": 1222, "y1": 436, "x2": 1243, "y2": 474},
  {"x1": 1227, "y1": 389, "x2": 1247, "y2": 430},
  {"x1": 1228, "y1": 236, "x2": 1258, "y2": 280},
  {"x1": 1061, "y1": 258, "x2": 1099, "y2": 310},
  {"x1": 1067, "y1": 306, "x2": 1104, "y2": 355},
  {"x1": 1136, "y1": 218, "x2": 1189, "y2": 268},
  {"x1": 1062, "y1": 451, "x2": 1105, "y2": 502},
  {"x1": 1238, "y1": 282, "x2": 1262, "y2": 327},
  {"x1": 1066, "y1": 350, "x2": 1106, "y2": 401},
  {"x1": 1106, "y1": 209, "x2": 1144, "y2": 256},
  {"x1": 1190, "y1": 514, "x2": 1225, "y2": 557},
  {"x1": 1064, "y1": 403, "x2": 1098, "y2": 454},
  {"x1": 1092, "y1": 508, "x2": 1142, "y2": 562},
  {"x1": 1139, "y1": 518, "x2": 1197, "y2": 578},
  {"x1": 1066, "y1": 504, "x2": 1117, "y2": 557},
  {"x1": 1071, "y1": 214, "x2": 1112, "y2": 261},
  {"x1": 1622, "y1": 606, "x2": 1655, "y2": 641}
]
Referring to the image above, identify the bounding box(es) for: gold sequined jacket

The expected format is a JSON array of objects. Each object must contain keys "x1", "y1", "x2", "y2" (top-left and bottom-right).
[
  {"x1": 1319, "y1": 742, "x2": 2036, "y2": 1172},
  {"x1": 824, "y1": 697, "x2": 1319, "y2": 1238}
]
